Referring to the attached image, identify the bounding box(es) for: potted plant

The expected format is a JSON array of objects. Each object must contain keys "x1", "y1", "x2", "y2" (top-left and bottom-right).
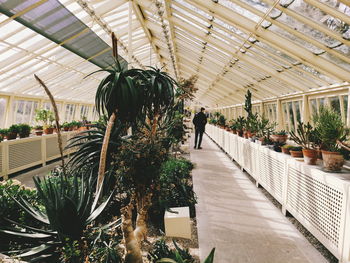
[
  {"x1": 313, "y1": 107, "x2": 349, "y2": 172},
  {"x1": 289, "y1": 121, "x2": 319, "y2": 165},
  {"x1": 229, "y1": 120, "x2": 237, "y2": 134},
  {"x1": 33, "y1": 125, "x2": 43, "y2": 136},
  {"x1": 235, "y1": 116, "x2": 245, "y2": 137},
  {"x1": 18, "y1": 123, "x2": 31, "y2": 138},
  {"x1": 61, "y1": 122, "x2": 70, "y2": 132},
  {"x1": 282, "y1": 145, "x2": 294, "y2": 155},
  {"x1": 7, "y1": 124, "x2": 20, "y2": 140},
  {"x1": 271, "y1": 130, "x2": 288, "y2": 143},
  {"x1": 35, "y1": 109, "x2": 55, "y2": 135},
  {"x1": 217, "y1": 114, "x2": 226, "y2": 128},
  {"x1": 289, "y1": 146, "x2": 303, "y2": 158},
  {"x1": 209, "y1": 118, "x2": 217, "y2": 125},
  {"x1": 0, "y1": 128, "x2": 8, "y2": 140},
  {"x1": 246, "y1": 113, "x2": 259, "y2": 138},
  {"x1": 256, "y1": 116, "x2": 275, "y2": 145}
]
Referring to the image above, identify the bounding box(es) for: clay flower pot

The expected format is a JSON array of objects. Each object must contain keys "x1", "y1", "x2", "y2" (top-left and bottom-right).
[
  {"x1": 321, "y1": 150, "x2": 344, "y2": 172},
  {"x1": 290, "y1": 150, "x2": 303, "y2": 158},
  {"x1": 271, "y1": 134, "x2": 288, "y2": 143},
  {"x1": 44, "y1": 127, "x2": 54, "y2": 135},
  {"x1": 7, "y1": 132, "x2": 17, "y2": 140},
  {"x1": 243, "y1": 131, "x2": 249, "y2": 139},
  {"x1": 281, "y1": 147, "x2": 291, "y2": 155},
  {"x1": 232, "y1": 129, "x2": 237, "y2": 134},
  {"x1": 247, "y1": 132, "x2": 256, "y2": 138},
  {"x1": 63, "y1": 127, "x2": 69, "y2": 132},
  {"x1": 302, "y1": 148, "x2": 318, "y2": 165},
  {"x1": 238, "y1": 130, "x2": 244, "y2": 137},
  {"x1": 35, "y1": 130, "x2": 43, "y2": 136}
]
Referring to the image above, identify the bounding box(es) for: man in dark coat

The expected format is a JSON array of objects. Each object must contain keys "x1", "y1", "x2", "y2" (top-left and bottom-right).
[{"x1": 193, "y1": 107, "x2": 207, "y2": 149}]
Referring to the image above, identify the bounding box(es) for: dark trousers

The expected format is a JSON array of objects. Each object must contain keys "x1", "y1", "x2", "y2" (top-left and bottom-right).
[{"x1": 195, "y1": 129, "x2": 204, "y2": 148}]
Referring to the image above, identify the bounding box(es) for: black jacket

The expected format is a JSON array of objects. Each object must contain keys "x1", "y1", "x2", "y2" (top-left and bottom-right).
[{"x1": 193, "y1": 112, "x2": 207, "y2": 132}]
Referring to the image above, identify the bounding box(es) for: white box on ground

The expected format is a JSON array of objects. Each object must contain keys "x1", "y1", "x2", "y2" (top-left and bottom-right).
[
  {"x1": 180, "y1": 144, "x2": 190, "y2": 153},
  {"x1": 164, "y1": 207, "x2": 191, "y2": 239}
]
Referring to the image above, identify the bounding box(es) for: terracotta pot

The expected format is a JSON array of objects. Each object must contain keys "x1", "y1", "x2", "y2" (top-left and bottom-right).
[
  {"x1": 225, "y1": 127, "x2": 231, "y2": 131},
  {"x1": 69, "y1": 127, "x2": 74, "y2": 131},
  {"x1": 321, "y1": 150, "x2": 344, "y2": 172},
  {"x1": 7, "y1": 132, "x2": 17, "y2": 140},
  {"x1": 44, "y1": 128, "x2": 54, "y2": 134},
  {"x1": 238, "y1": 130, "x2": 244, "y2": 137},
  {"x1": 290, "y1": 150, "x2": 303, "y2": 158},
  {"x1": 35, "y1": 130, "x2": 43, "y2": 136},
  {"x1": 281, "y1": 147, "x2": 291, "y2": 155},
  {"x1": 271, "y1": 134, "x2": 288, "y2": 143},
  {"x1": 63, "y1": 127, "x2": 69, "y2": 132},
  {"x1": 243, "y1": 131, "x2": 249, "y2": 139},
  {"x1": 232, "y1": 129, "x2": 237, "y2": 134},
  {"x1": 247, "y1": 132, "x2": 256, "y2": 138},
  {"x1": 302, "y1": 148, "x2": 318, "y2": 165},
  {"x1": 19, "y1": 133, "x2": 30, "y2": 138}
]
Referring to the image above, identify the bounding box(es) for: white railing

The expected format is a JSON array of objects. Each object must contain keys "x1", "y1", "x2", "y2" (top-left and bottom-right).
[
  {"x1": 0, "y1": 132, "x2": 77, "y2": 179},
  {"x1": 206, "y1": 124, "x2": 350, "y2": 263}
]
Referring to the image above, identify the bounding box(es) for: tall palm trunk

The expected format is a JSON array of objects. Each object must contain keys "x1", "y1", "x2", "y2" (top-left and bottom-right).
[{"x1": 96, "y1": 112, "x2": 116, "y2": 192}]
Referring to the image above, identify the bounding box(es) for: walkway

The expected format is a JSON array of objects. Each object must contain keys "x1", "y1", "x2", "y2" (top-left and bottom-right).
[{"x1": 191, "y1": 134, "x2": 327, "y2": 263}]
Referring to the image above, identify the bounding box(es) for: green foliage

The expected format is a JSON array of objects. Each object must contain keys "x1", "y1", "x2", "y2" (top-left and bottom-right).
[
  {"x1": 34, "y1": 109, "x2": 55, "y2": 128},
  {"x1": 91, "y1": 59, "x2": 145, "y2": 122},
  {"x1": 148, "y1": 239, "x2": 194, "y2": 263},
  {"x1": 167, "y1": 111, "x2": 186, "y2": 144},
  {"x1": 255, "y1": 115, "x2": 275, "y2": 138},
  {"x1": 245, "y1": 113, "x2": 259, "y2": 133},
  {"x1": 152, "y1": 158, "x2": 197, "y2": 223},
  {"x1": 213, "y1": 112, "x2": 221, "y2": 119},
  {"x1": 289, "y1": 121, "x2": 319, "y2": 149},
  {"x1": 290, "y1": 146, "x2": 302, "y2": 151},
  {"x1": 208, "y1": 119, "x2": 217, "y2": 125},
  {"x1": 235, "y1": 116, "x2": 246, "y2": 130},
  {"x1": 313, "y1": 107, "x2": 349, "y2": 152},
  {"x1": 244, "y1": 90, "x2": 253, "y2": 118},
  {"x1": 0, "y1": 128, "x2": 8, "y2": 136},
  {"x1": 0, "y1": 172, "x2": 115, "y2": 262},
  {"x1": 33, "y1": 125, "x2": 43, "y2": 130},
  {"x1": 8, "y1": 124, "x2": 20, "y2": 134},
  {"x1": 18, "y1": 123, "x2": 31, "y2": 137},
  {"x1": 217, "y1": 115, "x2": 226, "y2": 126},
  {"x1": 273, "y1": 130, "x2": 287, "y2": 135}
]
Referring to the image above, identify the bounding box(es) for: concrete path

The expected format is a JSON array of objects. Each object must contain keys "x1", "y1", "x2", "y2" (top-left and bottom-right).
[{"x1": 191, "y1": 134, "x2": 328, "y2": 263}]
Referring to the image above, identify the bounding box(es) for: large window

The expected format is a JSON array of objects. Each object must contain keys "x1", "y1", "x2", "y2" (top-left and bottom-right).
[
  {"x1": 309, "y1": 94, "x2": 348, "y2": 124},
  {"x1": 252, "y1": 105, "x2": 261, "y2": 115},
  {"x1": 64, "y1": 104, "x2": 76, "y2": 122},
  {"x1": 282, "y1": 100, "x2": 302, "y2": 132},
  {"x1": 80, "y1": 105, "x2": 89, "y2": 120},
  {"x1": 263, "y1": 103, "x2": 277, "y2": 123},
  {"x1": 13, "y1": 99, "x2": 39, "y2": 125}
]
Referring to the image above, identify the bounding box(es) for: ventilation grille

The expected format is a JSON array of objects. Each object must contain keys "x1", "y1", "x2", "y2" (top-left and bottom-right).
[
  {"x1": 287, "y1": 167, "x2": 343, "y2": 249},
  {"x1": 259, "y1": 151, "x2": 284, "y2": 202},
  {"x1": 9, "y1": 141, "x2": 41, "y2": 170},
  {"x1": 46, "y1": 136, "x2": 68, "y2": 158}
]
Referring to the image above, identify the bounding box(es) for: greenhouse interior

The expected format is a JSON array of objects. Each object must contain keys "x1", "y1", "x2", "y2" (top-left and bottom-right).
[{"x1": 2, "y1": 0, "x2": 350, "y2": 262}]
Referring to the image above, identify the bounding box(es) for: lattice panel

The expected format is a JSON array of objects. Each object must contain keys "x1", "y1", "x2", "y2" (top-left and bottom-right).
[
  {"x1": 259, "y1": 152, "x2": 284, "y2": 201},
  {"x1": 287, "y1": 167, "x2": 343, "y2": 249},
  {"x1": 243, "y1": 143, "x2": 253, "y2": 173},
  {"x1": 9, "y1": 141, "x2": 42, "y2": 170},
  {"x1": 46, "y1": 136, "x2": 68, "y2": 158}
]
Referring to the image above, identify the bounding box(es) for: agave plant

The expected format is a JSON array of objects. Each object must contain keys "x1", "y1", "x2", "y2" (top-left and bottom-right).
[{"x1": 0, "y1": 172, "x2": 114, "y2": 262}]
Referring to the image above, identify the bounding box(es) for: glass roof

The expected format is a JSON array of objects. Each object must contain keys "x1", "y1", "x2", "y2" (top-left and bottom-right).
[{"x1": 0, "y1": 0, "x2": 350, "y2": 106}]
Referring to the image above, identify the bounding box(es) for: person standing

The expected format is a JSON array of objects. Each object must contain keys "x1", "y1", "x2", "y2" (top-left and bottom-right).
[{"x1": 193, "y1": 107, "x2": 207, "y2": 149}]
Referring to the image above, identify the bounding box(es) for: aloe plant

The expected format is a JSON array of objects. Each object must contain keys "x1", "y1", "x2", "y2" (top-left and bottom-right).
[{"x1": 0, "y1": 172, "x2": 114, "y2": 262}]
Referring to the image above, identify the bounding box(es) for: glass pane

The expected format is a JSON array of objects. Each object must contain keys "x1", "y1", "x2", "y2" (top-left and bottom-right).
[
  {"x1": 318, "y1": 98, "x2": 326, "y2": 108},
  {"x1": 288, "y1": 102, "x2": 295, "y2": 132},
  {"x1": 310, "y1": 99, "x2": 317, "y2": 116},
  {"x1": 282, "y1": 103, "x2": 289, "y2": 130},
  {"x1": 343, "y1": 95, "x2": 348, "y2": 124},
  {"x1": 294, "y1": 101, "x2": 301, "y2": 123},
  {"x1": 329, "y1": 96, "x2": 341, "y2": 115},
  {"x1": 0, "y1": 98, "x2": 7, "y2": 127},
  {"x1": 15, "y1": 100, "x2": 24, "y2": 124}
]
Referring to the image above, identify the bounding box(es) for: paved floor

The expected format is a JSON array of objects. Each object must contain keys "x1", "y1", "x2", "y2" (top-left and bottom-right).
[{"x1": 191, "y1": 134, "x2": 328, "y2": 263}]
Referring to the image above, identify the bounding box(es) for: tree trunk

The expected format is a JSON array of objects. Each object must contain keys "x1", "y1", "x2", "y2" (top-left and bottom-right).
[
  {"x1": 134, "y1": 192, "x2": 153, "y2": 243},
  {"x1": 121, "y1": 200, "x2": 143, "y2": 263},
  {"x1": 96, "y1": 112, "x2": 116, "y2": 192}
]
